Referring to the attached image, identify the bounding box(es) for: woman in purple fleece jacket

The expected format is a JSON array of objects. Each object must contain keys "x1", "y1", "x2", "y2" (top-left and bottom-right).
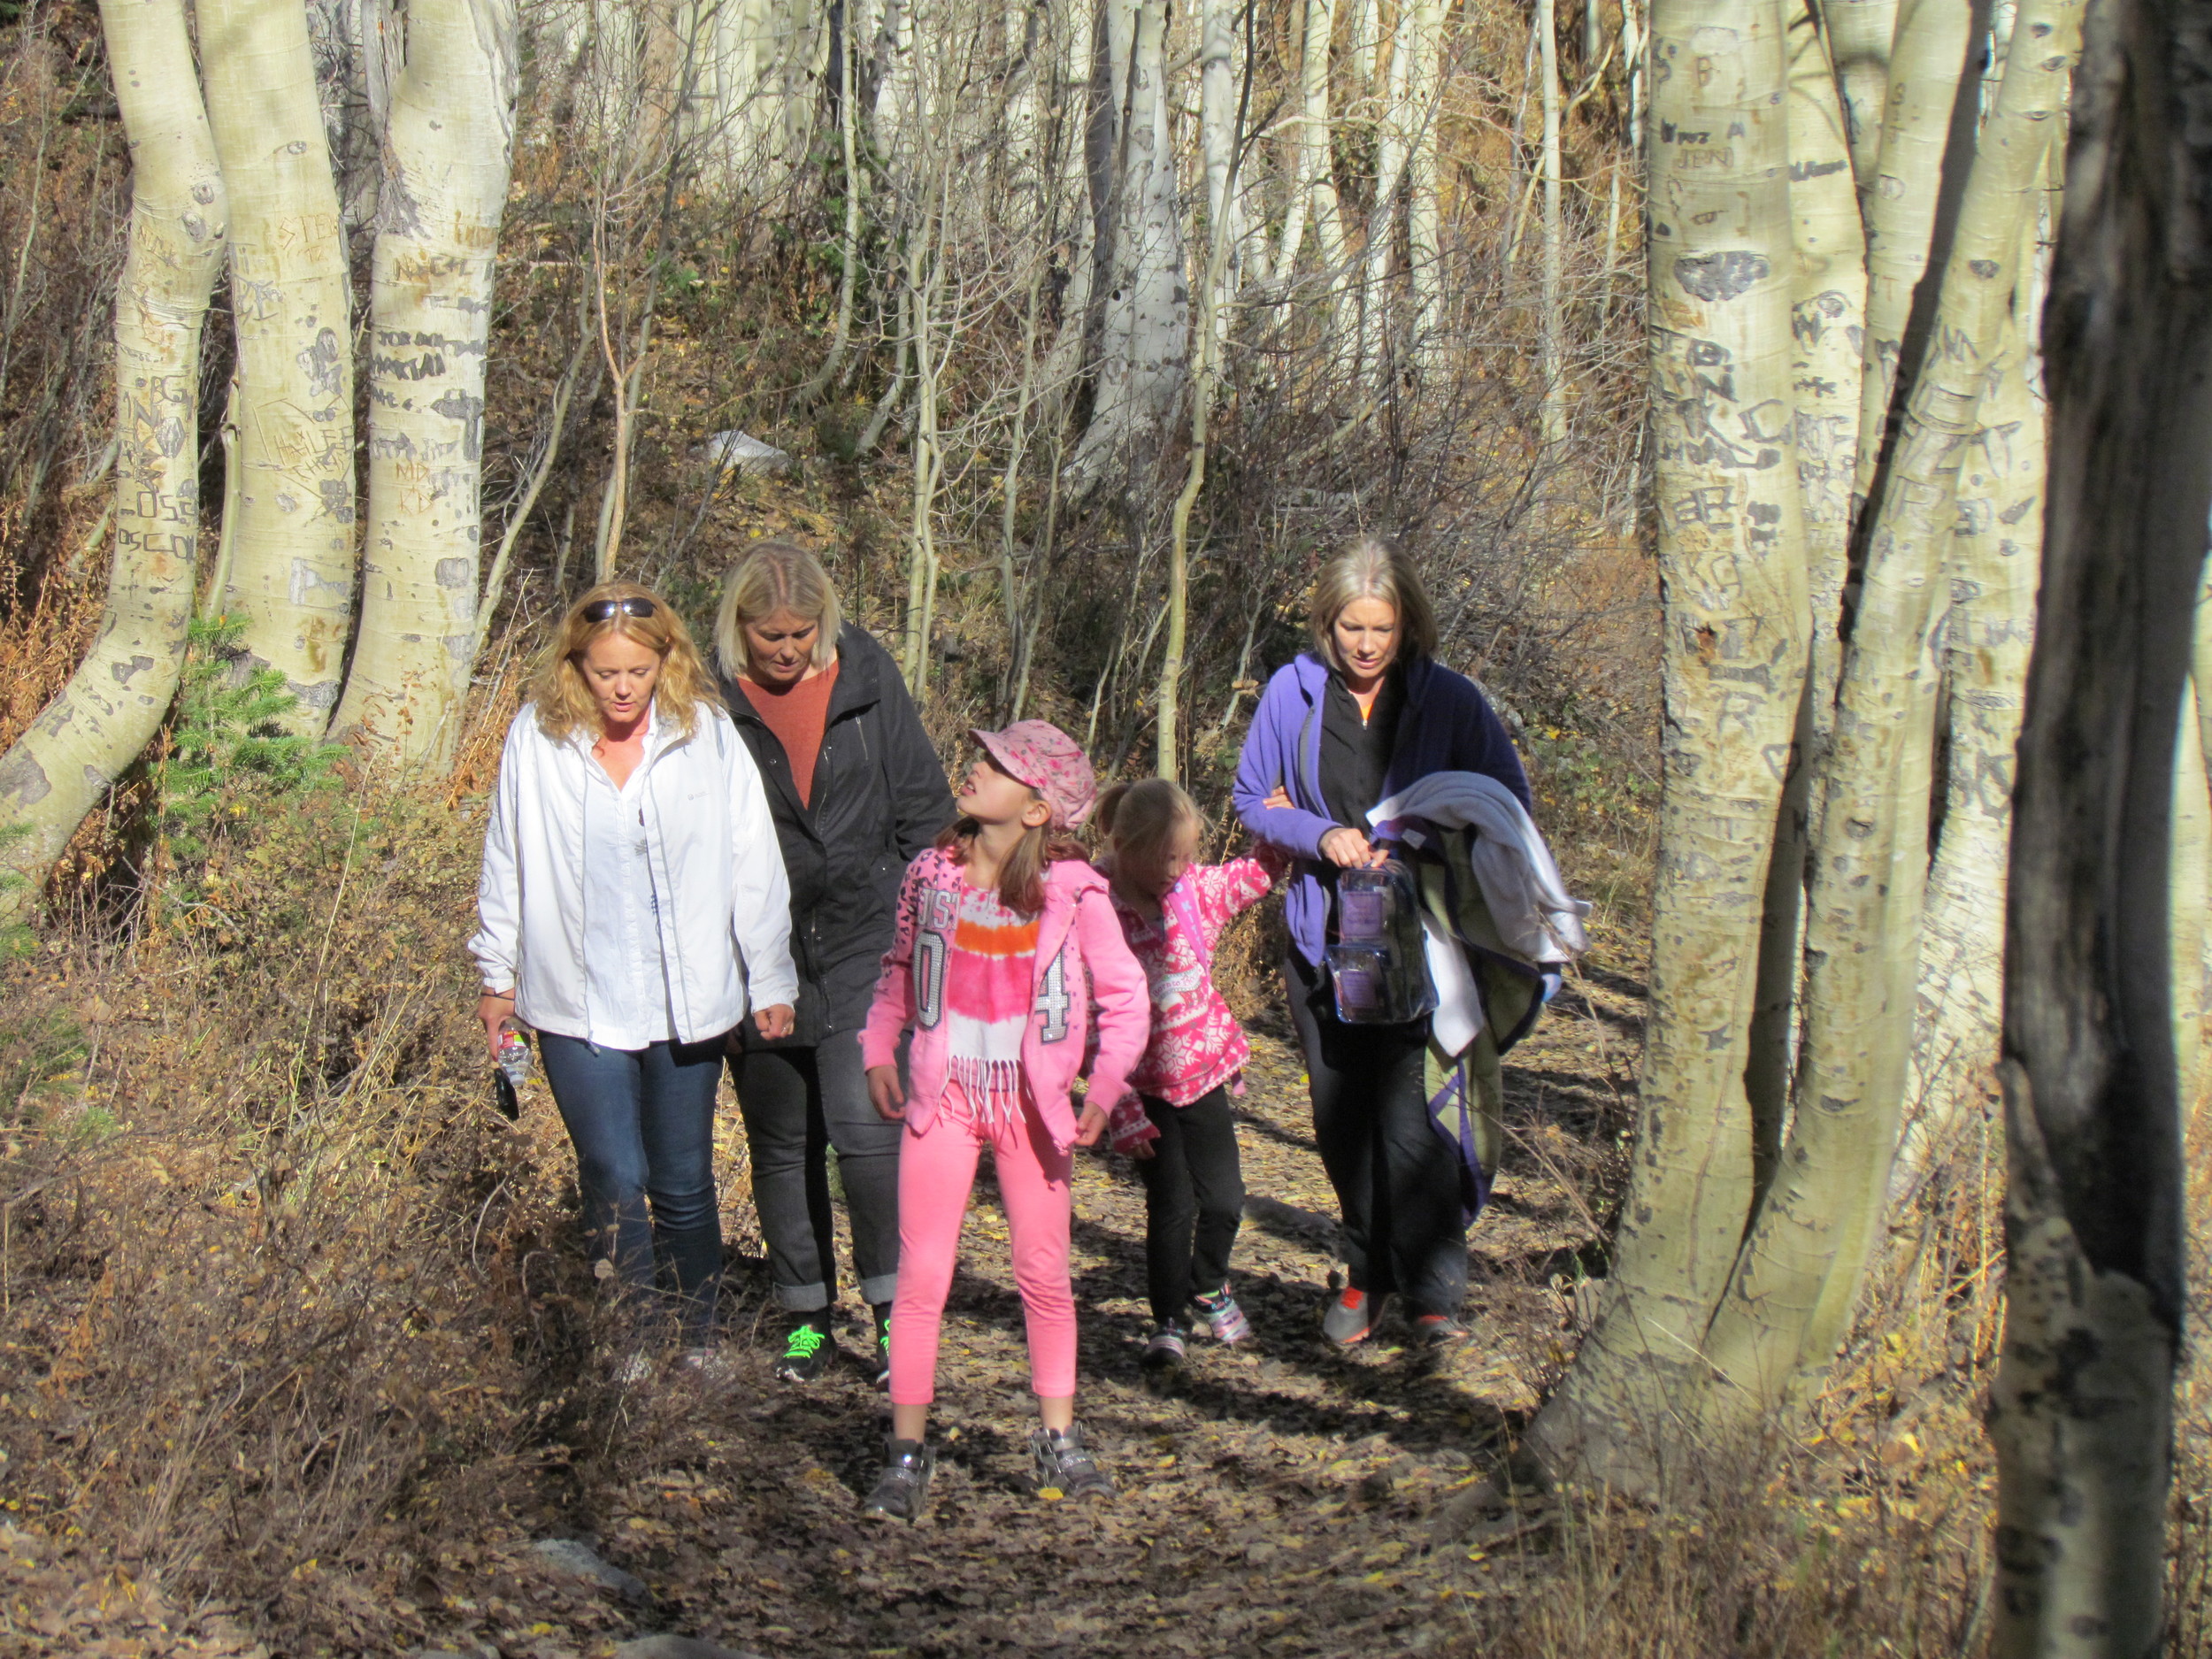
[{"x1": 1233, "y1": 537, "x2": 1531, "y2": 1348}]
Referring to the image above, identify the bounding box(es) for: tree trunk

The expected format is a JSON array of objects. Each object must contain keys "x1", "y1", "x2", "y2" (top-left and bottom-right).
[
  {"x1": 1277, "y1": 0, "x2": 1347, "y2": 290},
  {"x1": 1699, "y1": 0, "x2": 2081, "y2": 1417},
  {"x1": 1743, "y1": 0, "x2": 1868, "y2": 1194},
  {"x1": 1064, "y1": 0, "x2": 1187, "y2": 495},
  {"x1": 331, "y1": 0, "x2": 518, "y2": 769},
  {"x1": 1403, "y1": 0, "x2": 1445, "y2": 371},
  {"x1": 1824, "y1": 0, "x2": 1899, "y2": 191},
  {"x1": 1894, "y1": 287, "x2": 2043, "y2": 1200},
  {"x1": 198, "y1": 0, "x2": 358, "y2": 728},
  {"x1": 0, "y1": 0, "x2": 227, "y2": 911},
  {"x1": 1537, "y1": 0, "x2": 1566, "y2": 443},
  {"x1": 1525, "y1": 0, "x2": 1807, "y2": 1487},
  {"x1": 1989, "y1": 0, "x2": 2211, "y2": 1640},
  {"x1": 1852, "y1": 0, "x2": 1978, "y2": 509}
]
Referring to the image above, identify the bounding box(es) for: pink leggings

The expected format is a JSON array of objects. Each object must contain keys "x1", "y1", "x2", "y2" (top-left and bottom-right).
[{"x1": 887, "y1": 1089, "x2": 1077, "y2": 1406}]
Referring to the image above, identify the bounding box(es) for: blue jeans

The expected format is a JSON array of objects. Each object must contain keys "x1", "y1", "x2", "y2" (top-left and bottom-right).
[{"x1": 538, "y1": 1033, "x2": 727, "y2": 1344}]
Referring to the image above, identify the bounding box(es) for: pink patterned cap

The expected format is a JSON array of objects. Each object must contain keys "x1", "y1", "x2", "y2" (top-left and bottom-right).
[{"x1": 971, "y1": 721, "x2": 1099, "y2": 830}]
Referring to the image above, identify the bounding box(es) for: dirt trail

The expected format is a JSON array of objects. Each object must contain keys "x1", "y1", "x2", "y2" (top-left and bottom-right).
[{"x1": 412, "y1": 964, "x2": 1645, "y2": 1659}]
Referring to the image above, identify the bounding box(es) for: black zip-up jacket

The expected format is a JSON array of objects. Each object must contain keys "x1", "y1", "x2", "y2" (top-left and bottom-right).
[{"x1": 721, "y1": 622, "x2": 956, "y2": 1046}]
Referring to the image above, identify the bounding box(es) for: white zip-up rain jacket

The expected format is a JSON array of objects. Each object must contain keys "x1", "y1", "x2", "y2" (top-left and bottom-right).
[{"x1": 470, "y1": 700, "x2": 800, "y2": 1046}]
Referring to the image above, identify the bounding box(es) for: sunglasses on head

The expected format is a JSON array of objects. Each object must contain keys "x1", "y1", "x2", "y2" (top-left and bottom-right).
[{"x1": 581, "y1": 596, "x2": 657, "y2": 622}]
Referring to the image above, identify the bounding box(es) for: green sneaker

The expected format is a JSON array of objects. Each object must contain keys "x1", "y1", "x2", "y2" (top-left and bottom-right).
[
  {"x1": 869, "y1": 1302, "x2": 892, "y2": 1391},
  {"x1": 774, "y1": 1319, "x2": 834, "y2": 1382}
]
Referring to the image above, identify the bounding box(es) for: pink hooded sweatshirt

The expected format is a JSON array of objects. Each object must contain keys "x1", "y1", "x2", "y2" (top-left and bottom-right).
[{"x1": 862, "y1": 847, "x2": 1150, "y2": 1153}]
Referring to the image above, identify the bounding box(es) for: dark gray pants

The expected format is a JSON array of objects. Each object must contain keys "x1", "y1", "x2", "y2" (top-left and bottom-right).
[
  {"x1": 1134, "y1": 1086, "x2": 1246, "y2": 1325},
  {"x1": 732, "y1": 1027, "x2": 902, "y2": 1312},
  {"x1": 1285, "y1": 950, "x2": 1467, "y2": 1318}
]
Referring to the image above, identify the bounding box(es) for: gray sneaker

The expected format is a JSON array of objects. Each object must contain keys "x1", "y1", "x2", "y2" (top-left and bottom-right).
[
  {"x1": 1030, "y1": 1424, "x2": 1114, "y2": 1501},
  {"x1": 861, "y1": 1437, "x2": 935, "y2": 1521},
  {"x1": 1322, "y1": 1286, "x2": 1380, "y2": 1348}
]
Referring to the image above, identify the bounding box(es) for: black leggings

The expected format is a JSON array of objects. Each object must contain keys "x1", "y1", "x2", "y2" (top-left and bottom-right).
[
  {"x1": 1284, "y1": 949, "x2": 1467, "y2": 1317},
  {"x1": 1133, "y1": 1086, "x2": 1246, "y2": 1326},
  {"x1": 732, "y1": 1029, "x2": 902, "y2": 1314}
]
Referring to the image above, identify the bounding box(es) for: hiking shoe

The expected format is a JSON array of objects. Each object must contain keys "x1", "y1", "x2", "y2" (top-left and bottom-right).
[
  {"x1": 1140, "y1": 1322, "x2": 1188, "y2": 1391},
  {"x1": 861, "y1": 1437, "x2": 936, "y2": 1521},
  {"x1": 868, "y1": 1303, "x2": 892, "y2": 1391},
  {"x1": 1192, "y1": 1286, "x2": 1254, "y2": 1346},
  {"x1": 1029, "y1": 1424, "x2": 1115, "y2": 1502},
  {"x1": 774, "y1": 1320, "x2": 834, "y2": 1382},
  {"x1": 1322, "y1": 1286, "x2": 1379, "y2": 1348},
  {"x1": 1415, "y1": 1313, "x2": 1472, "y2": 1350}
]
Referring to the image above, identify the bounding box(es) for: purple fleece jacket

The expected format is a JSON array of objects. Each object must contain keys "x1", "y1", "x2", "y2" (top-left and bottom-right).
[{"x1": 1232, "y1": 651, "x2": 1532, "y2": 967}]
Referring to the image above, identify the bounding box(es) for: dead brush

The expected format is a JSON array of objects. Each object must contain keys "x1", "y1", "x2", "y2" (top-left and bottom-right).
[{"x1": 0, "y1": 760, "x2": 627, "y2": 1655}]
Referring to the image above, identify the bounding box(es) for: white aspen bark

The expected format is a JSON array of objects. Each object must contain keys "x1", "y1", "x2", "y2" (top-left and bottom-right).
[
  {"x1": 0, "y1": 0, "x2": 227, "y2": 910},
  {"x1": 1064, "y1": 0, "x2": 1187, "y2": 495},
  {"x1": 1358, "y1": 0, "x2": 1415, "y2": 373},
  {"x1": 1277, "y1": 0, "x2": 1347, "y2": 288},
  {"x1": 1536, "y1": 0, "x2": 1565, "y2": 443},
  {"x1": 1198, "y1": 0, "x2": 1242, "y2": 337},
  {"x1": 1893, "y1": 301, "x2": 2042, "y2": 1199},
  {"x1": 1853, "y1": 0, "x2": 1975, "y2": 506},
  {"x1": 1823, "y1": 0, "x2": 1899, "y2": 191},
  {"x1": 1404, "y1": 0, "x2": 1445, "y2": 370},
  {"x1": 1744, "y1": 0, "x2": 1868, "y2": 1172},
  {"x1": 1700, "y1": 0, "x2": 2082, "y2": 1415},
  {"x1": 1527, "y1": 0, "x2": 1808, "y2": 1487},
  {"x1": 199, "y1": 0, "x2": 359, "y2": 726},
  {"x1": 330, "y1": 0, "x2": 519, "y2": 768},
  {"x1": 1007, "y1": 0, "x2": 1043, "y2": 204}
]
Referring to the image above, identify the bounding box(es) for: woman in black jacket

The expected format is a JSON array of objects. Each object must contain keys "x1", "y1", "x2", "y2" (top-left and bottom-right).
[{"x1": 716, "y1": 541, "x2": 955, "y2": 1384}]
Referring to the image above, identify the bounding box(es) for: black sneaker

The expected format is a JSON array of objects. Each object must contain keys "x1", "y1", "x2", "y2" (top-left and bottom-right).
[
  {"x1": 868, "y1": 1303, "x2": 892, "y2": 1391},
  {"x1": 1029, "y1": 1423, "x2": 1114, "y2": 1502},
  {"x1": 1139, "y1": 1322, "x2": 1188, "y2": 1393},
  {"x1": 774, "y1": 1318, "x2": 834, "y2": 1382},
  {"x1": 861, "y1": 1437, "x2": 935, "y2": 1521}
]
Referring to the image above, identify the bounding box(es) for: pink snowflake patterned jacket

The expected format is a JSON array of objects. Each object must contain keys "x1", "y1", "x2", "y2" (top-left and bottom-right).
[{"x1": 1106, "y1": 849, "x2": 1285, "y2": 1146}]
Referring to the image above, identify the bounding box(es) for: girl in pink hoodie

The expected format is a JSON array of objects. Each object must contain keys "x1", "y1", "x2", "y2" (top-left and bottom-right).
[{"x1": 859, "y1": 721, "x2": 1148, "y2": 1521}]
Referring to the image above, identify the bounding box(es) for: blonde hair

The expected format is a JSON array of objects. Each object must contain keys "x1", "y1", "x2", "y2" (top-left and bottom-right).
[
  {"x1": 715, "y1": 539, "x2": 843, "y2": 679},
  {"x1": 1095, "y1": 778, "x2": 1204, "y2": 879},
  {"x1": 528, "y1": 581, "x2": 720, "y2": 742},
  {"x1": 1310, "y1": 535, "x2": 1439, "y2": 672}
]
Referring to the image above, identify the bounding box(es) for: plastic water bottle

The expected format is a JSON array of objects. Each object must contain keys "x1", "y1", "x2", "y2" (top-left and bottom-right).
[{"x1": 497, "y1": 1018, "x2": 532, "y2": 1087}]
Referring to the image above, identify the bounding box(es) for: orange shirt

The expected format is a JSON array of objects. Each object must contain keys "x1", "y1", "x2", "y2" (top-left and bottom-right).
[{"x1": 737, "y1": 661, "x2": 840, "y2": 807}]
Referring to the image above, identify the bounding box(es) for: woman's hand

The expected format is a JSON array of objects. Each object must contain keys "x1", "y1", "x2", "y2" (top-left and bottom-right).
[
  {"x1": 1073, "y1": 1102, "x2": 1109, "y2": 1148},
  {"x1": 1319, "y1": 826, "x2": 1387, "y2": 869},
  {"x1": 867, "y1": 1064, "x2": 907, "y2": 1122},
  {"x1": 756, "y1": 1002, "x2": 796, "y2": 1041},
  {"x1": 478, "y1": 991, "x2": 516, "y2": 1062}
]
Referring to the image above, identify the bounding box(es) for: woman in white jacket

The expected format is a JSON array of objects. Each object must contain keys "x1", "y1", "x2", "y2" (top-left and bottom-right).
[{"x1": 471, "y1": 581, "x2": 797, "y2": 1365}]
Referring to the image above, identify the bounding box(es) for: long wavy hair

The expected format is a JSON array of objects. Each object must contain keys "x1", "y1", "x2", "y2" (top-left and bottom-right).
[
  {"x1": 527, "y1": 581, "x2": 721, "y2": 743},
  {"x1": 935, "y1": 800, "x2": 1087, "y2": 918}
]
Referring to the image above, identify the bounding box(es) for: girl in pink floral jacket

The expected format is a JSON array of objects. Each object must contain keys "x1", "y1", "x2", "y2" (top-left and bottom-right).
[{"x1": 1095, "y1": 779, "x2": 1285, "y2": 1387}]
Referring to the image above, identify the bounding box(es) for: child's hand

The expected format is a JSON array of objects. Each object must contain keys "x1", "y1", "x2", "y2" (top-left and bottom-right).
[
  {"x1": 1073, "y1": 1102, "x2": 1109, "y2": 1147},
  {"x1": 867, "y1": 1064, "x2": 908, "y2": 1121},
  {"x1": 1129, "y1": 1137, "x2": 1156, "y2": 1160},
  {"x1": 1263, "y1": 785, "x2": 1294, "y2": 811}
]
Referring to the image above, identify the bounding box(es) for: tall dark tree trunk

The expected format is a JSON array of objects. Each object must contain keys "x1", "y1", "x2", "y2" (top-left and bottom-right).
[{"x1": 1989, "y1": 0, "x2": 2212, "y2": 1647}]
